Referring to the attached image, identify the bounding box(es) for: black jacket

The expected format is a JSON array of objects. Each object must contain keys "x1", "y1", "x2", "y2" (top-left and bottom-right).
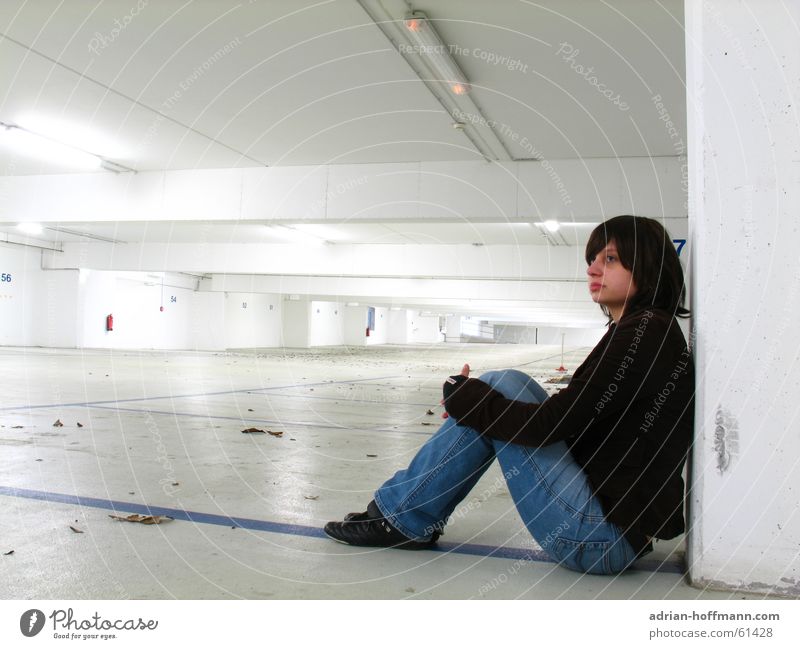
[{"x1": 443, "y1": 306, "x2": 694, "y2": 555}]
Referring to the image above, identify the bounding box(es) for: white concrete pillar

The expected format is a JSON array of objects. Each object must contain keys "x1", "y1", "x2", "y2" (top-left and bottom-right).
[
  {"x1": 686, "y1": 0, "x2": 800, "y2": 596},
  {"x1": 387, "y1": 309, "x2": 410, "y2": 344},
  {"x1": 445, "y1": 315, "x2": 463, "y2": 343},
  {"x1": 343, "y1": 305, "x2": 368, "y2": 347},
  {"x1": 280, "y1": 299, "x2": 310, "y2": 348}
]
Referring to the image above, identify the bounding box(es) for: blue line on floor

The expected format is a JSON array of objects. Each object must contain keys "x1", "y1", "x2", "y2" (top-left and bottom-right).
[{"x1": 0, "y1": 485, "x2": 684, "y2": 574}]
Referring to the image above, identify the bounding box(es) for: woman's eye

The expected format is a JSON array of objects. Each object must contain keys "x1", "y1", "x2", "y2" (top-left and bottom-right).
[{"x1": 606, "y1": 255, "x2": 616, "y2": 262}]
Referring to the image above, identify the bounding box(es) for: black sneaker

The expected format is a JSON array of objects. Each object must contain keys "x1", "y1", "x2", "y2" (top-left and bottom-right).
[{"x1": 324, "y1": 501, "x2": 440, "y2": 550}]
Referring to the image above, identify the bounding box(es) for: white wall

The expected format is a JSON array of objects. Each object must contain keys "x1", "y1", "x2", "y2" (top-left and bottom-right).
[
  {"x1": 686, "y1": 0, "x2": 800, "y2": 597},
  {"x1": 224, "y1": 292, "x2": 281, "y2": 349},
  {"x1": 0, "y1": 244, "x2": 79, "y2": 348},
  {"x1": 309, "y1": 300, "x2": 345, "y2": 347},
  {"x1": 408, "y1": 311, "x2": 443, "y2": 344},
  {"x1": 280, "y1": 299, "x2": 310, "y2": 348},
  {"x1": 344, "y1": 304, "x2": 388, "y2": 346},
  {"x1": 444, "y1": 315, "x2": 462, "y2": 343},
  {"x1": 79, "y1": 271, "x2": 198, "y2": 350},
  {"x1": 388, "y1": 309, "x2": 412, "y2": 344},
  {"x1": 189, "y1": 292, "x2": 225, "y2": 351}
]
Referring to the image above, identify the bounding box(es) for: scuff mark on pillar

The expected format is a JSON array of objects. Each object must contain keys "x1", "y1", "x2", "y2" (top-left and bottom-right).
[{"x1": 714, "y1": 406, "x2": 739, "y2": 474}]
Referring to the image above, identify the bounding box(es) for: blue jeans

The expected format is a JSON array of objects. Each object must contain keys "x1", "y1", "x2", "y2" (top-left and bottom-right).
[{"x1": 374, "y1": 369, "x2": 641, "y2": 575}]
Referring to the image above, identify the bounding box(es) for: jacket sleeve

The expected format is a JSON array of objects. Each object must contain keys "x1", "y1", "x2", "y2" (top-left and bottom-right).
[{"x1": 443, "y1": 309, "x2": 667, "y2": 446}]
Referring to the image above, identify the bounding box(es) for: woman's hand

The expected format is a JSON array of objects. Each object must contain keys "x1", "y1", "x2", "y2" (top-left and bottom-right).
[{"x1": 440, "y1": 364, "x2": 470, "y2": 418}]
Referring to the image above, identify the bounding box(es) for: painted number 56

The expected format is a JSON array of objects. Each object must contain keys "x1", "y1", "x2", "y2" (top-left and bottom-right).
[{"x1": 1, "y1": 273, "x2": 11, "y2": 282}]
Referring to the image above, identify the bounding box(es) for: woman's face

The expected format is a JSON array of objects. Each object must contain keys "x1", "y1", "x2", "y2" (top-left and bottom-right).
[{"x1": 587, "y1": 241, "x2": 637, "y2": 320}]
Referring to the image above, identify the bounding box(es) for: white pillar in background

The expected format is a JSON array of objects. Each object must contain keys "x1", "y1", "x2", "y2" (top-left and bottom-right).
[{"x1": 685, "y1": 0, "x2": 800, "y2": 596}]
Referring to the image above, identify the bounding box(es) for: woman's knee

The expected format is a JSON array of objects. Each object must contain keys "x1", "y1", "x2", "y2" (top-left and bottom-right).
[{"x1": 478, "y1": 369, "x2": 547, "y2": 403}]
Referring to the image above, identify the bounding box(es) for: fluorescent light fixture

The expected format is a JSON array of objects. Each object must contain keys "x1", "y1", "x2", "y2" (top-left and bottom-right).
[
  {"x1": 544, "y1": 220, "x2": 560, "y2": 232},
  {"x1": 16, "y1": 222, "x2": 43, "y2": 235},
  {"x1": 403, "y1": 11, "x2": 471, "y2": 95},
  {"x1": 0, "y1": 124, "x2": 102, "y2": 169},
  {"x1": 16, "y1": 115, "x2": 127, "y2": 159}
]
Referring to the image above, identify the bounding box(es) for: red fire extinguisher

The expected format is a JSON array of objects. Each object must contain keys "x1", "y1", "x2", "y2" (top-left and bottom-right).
[{"x1": 106, "y1": 314, "x2": 113, "y2": 331}]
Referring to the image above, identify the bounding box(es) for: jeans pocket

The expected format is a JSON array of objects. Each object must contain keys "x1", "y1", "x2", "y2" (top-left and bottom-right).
[{"x1": 549, "y1": 537, "x2": 614, "y2": 575}]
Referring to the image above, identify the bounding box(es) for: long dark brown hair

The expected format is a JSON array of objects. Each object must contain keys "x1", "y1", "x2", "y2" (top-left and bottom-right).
[{"x1": 585, "y1": 215, "x2": 690, "y2": 322}]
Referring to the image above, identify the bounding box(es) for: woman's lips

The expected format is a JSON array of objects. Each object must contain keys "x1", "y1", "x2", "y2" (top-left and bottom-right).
[{"x1": 589, "y1": 283, "x2": 602, "y2": 291}]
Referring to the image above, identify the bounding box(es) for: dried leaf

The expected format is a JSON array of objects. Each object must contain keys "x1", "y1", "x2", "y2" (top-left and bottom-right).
[
  {"x1": 77, "y1": 422, "x2": 84, "y2": 428},
  {"x1": 420, "y1": 422, "x2": 435, "y2": 426},
  {"x1": 53, "y1": 419, "x2": 64, "y2": 427},
  {"x1": 247, "y1": 408, "x2": 254, "y2": 412},
  {"x1": 241, "y1": 427, "x2": 266, "y2": 434},
  {"x1": 109, "y1": 514, "x2": 172, "y2": 525},
  {"x1": 267, "y1": 430, "x2": 283, "y2": 437},
  {"x1": 426, "y1": 409, "x2": 435, "y2": 416},
  {"x1": 11, "y1": 425, "x2": 24, "y2": 429},
  {"x1": 366, "y1": 454, "x2": 378, "y2": 457},
  {"x1": 69, "y1": 526, "x2": 83, "y2": 534},
  {"x1": 304, "y1": 495, "x2": 319, "y2": 500},
  {"x1": 3, "y1": 550, "x2": 14, "y2": 556}
]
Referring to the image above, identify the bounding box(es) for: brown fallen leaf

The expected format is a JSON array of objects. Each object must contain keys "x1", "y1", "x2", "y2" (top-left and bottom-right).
[
  {"x1": 108, "y1": 514, "x2": 173, "y2": 525},
  {"x1": 426, "y1": 409, "x2": 435, "y2": 416},
  {"x1": 11, "y1": 425, "x2": 24, "y2": 429},
  {"x1": 247, "y1": 408, "x2": 254, "y2": 412},
  {"x1": 69, "y1": 526, "x2": 83, "y2": 534},
  {"x1": 420, "y1": 422, "x2": 435, "y2": 426},
  {"x1": 77, "y1": 422, "x2": 84, "y2": 428},
  {"x1": 366, "y1": 454, "x2": 378, "y2": 457},
  {"x1": 241, "y1": 427, "x2": 266, "y2": 434},
  {"x1": 3, "y1": 550, "x2": 14, "y2": 555},
  {"x1": 53, "y1": 419, "x2": 64, "y2": 427},
  {"x1": 304, "y1": 495, "x2": 319, "y2": 500},
  {"x1": 267, "y1": 430, "x2": 283, "y2": 437}
]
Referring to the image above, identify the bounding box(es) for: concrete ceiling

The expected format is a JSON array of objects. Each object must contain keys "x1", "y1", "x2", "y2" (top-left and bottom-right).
[
  {"x1": 0, "y1": 0, "x2": 686, "y2": 174},
  {"x1": 0, "y1": 1, "x2": 687, "y2": 323}
]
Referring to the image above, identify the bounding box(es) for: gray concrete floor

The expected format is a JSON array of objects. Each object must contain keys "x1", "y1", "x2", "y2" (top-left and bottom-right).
[{"x1": 0, "y1": 344, "x2": 774, "y2": 600}]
